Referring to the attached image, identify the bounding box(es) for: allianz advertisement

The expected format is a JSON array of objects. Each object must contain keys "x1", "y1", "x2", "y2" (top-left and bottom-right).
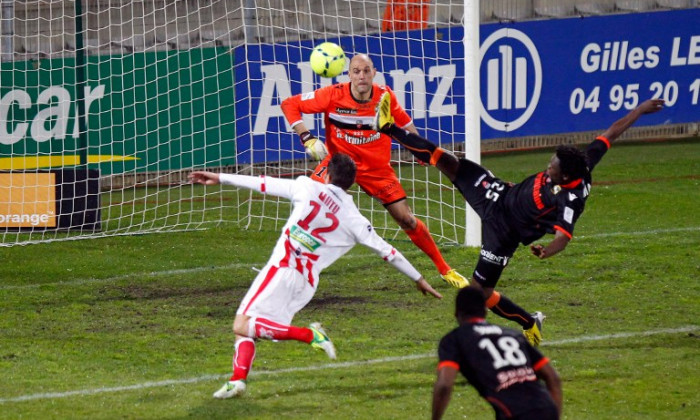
[{"x1": 238, "y1": 8, "x2": 698, "y2": 163}]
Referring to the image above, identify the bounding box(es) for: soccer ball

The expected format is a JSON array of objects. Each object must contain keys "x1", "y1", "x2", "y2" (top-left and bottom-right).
[{"x1": 309, "y1": 42, "x2": 346, "y2": 78}]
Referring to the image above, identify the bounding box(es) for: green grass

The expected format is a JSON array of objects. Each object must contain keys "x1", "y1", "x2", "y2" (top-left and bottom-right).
[{"x1": 0, "y1": 138, "x2": 698, "y2": 419}]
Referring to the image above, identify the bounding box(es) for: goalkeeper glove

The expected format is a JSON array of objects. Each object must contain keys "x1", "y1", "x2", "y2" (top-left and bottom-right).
[{"x1": 299, "y1": 131, "x2": 328, "y2": 161}]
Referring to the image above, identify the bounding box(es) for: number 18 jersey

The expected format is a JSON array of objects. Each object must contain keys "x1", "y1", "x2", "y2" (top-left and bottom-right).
[{"x1": 438, "y1": 321, "x2": 557, "y2": 419}]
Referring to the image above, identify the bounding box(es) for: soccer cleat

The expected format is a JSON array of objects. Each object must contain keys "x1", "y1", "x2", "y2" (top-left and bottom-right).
[
  {"x1": 440, "y1": 269, "x2": 470, "y2": 289},
  {"x1": 309, "y1": 322, "x2": 337, "y2": 359},
  {"x1": 372, "y1": 92, "x2": 395, "y2": 132},
  {"x1": 523, "y1": 311, "x2": 545, "y2": 347},
  {"x1": 213, "y1": 379, "x2": 247, "y2": 399}
]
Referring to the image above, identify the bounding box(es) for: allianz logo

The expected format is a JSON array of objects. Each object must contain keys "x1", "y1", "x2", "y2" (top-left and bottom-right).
[
  {"x1": 480, "y1": 28, "x2": 542, "y2": 132},
  {"x1": 252, "y1": 63, "x2": 459, "y2": 135}
]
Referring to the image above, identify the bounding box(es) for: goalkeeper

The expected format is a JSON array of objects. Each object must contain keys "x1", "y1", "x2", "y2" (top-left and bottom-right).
[
  {"x1": 281, "y1": 53, "x2": 468, "y2": 289},
  {"x1": 189, "y1": 153, "x2": 443, "y2": 399},
  {"x1": 374, "y1": 93, "x2": 664, "y2": 346}
]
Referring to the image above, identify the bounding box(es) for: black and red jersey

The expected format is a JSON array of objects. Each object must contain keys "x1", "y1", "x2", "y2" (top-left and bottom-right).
[
  {"x1": 437, "y1": 320, "x2": 556, "y2": 419},
  {"x1": 503, "y1": 137, "x2": 610, "y2": 245}
]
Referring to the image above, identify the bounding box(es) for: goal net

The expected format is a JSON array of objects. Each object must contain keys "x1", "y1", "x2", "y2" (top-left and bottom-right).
[{"x1": 0, "y1": 0, "x2": 471, "y2": 247}]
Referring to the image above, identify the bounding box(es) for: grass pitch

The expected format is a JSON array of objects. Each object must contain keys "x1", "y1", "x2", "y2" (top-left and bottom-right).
[{"x1": 0, "y1": 138, "x2": 698, "y2": 419}]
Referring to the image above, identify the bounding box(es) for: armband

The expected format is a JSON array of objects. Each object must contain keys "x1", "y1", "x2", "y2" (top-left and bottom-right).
[{"x1": 299, "y1": 131, "x2": 314, "y2": 146}]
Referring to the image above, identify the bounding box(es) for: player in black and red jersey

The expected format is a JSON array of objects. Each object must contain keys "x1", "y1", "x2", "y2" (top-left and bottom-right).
[
  {"x1": 433, "y1": 286, "x2": 562, "y2": 420},
  {"x1": 374, "y1": 93, "x2": 665, "y2": 345}
]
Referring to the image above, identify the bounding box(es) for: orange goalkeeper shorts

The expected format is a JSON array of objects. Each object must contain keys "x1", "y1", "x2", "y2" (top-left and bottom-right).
[{"x1": 311, "y1": 158, "x2": 407, "y2": 205}]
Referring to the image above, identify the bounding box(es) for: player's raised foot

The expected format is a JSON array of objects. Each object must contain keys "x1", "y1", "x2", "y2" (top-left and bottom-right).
[
  {"x1": 372, "y1": 92, "x2": 395, "y2": 132},
  {"x1": 440, "y1": 269, "x2": 469, "y2": 289},
  {"x1": 523, "y1": 311, "x2": 545, "y2": 347},
  {"x1": 213, "y1": 379, "x2": 246, "y2": 399},
  {"x1": 309, "y1": 322, "x2": 337, "y2": 359}
]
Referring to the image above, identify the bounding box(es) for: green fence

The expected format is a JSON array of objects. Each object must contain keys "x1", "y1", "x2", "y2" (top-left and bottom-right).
[{"x1": 0, "y1": 48, "x2": 237, "y2": 176}]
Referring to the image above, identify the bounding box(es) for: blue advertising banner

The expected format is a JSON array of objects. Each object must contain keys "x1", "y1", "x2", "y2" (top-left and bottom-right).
[
  {"x1": 233, "y1": 28, "x2": 464, "y2": 164},
  {"x1": 234, "y1": 9, "x2": 699, "y2": 164},
  {"x1": 479, "y1": 8, "x2": 699, "y2": 138}
]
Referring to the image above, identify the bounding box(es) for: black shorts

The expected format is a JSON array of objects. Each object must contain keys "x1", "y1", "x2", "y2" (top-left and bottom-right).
[
  {"x1": 504, "y1": 404, "x2": 559, "y2": 420},
  {"x1": 473, "y1": 222, "x2": 519, "y2": 288},
  {"x1": 452, "y1": 158, "x2": 519, "y2": 288}
]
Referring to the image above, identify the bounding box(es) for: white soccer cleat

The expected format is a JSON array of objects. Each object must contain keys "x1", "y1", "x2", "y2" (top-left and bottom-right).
[
  {"x1": 309, "y1": 322, "x2": 337, "y2": 359},
  {"x1": 213, "y1": 379, "x2": 247, "y2": 399}
]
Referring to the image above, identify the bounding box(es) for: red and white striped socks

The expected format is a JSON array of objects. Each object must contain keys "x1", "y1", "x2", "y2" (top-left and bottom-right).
[{"x1": 249, "y1": 317, "x2": 313, "y2": 343}]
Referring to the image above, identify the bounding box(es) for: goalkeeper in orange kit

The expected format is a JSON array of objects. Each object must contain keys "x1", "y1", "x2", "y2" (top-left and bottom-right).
[{"x1": 281, "y1": 53, "x2": 468, "y2": 288}]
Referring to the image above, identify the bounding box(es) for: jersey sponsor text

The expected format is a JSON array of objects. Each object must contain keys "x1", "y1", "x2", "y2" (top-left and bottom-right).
[
  {"x1": 340, "y1": 131, "x2": 382, "y2": 145},
  {"x1": 480, "y1": 249, "x2": 509, "y2": 266},
  {"x1": 474, "y1": 325, "x2": 503, "y2": 335},
  {"x1": 290, "y1": 224, "x2": 322, "y2": 252},
  {"x1": 495, "y1": 366, "x2": 537, "y2": 391}
]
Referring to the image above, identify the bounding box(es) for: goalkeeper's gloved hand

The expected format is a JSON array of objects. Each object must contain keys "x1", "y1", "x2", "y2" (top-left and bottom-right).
[{"x1": 299, "y1": 131, "x2": 328, "y2": 161}]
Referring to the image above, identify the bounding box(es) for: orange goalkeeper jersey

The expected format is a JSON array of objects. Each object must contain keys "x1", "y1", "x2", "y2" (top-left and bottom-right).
[{"x1": 281, "y1": 83, "x2": 412, "y2": 174}]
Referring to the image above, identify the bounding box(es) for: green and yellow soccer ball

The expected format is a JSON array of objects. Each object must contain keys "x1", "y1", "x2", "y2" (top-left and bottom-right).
[{"x1": 309, "y1": 42, "x2": 346, "y2": 78}]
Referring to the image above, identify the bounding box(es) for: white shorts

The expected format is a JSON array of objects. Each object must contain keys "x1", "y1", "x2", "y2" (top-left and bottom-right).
[{"x1": 237, "y1": 264, "x2": 317, "y2": 325}]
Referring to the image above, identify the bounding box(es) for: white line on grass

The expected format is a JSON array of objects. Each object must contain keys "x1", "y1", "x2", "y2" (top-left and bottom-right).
[
  {"x1": 3, "y1": 226, "x2": 699, "y2": 292},
  {"x1": 1, "y1": 325, "x2": 696, "y2": 404},
  {"x1": 576, "y1": 226, "x2": 700, "y2": 240},
  {"x1": 0, "y1": 262, "x2": 257, "y2": 291}
]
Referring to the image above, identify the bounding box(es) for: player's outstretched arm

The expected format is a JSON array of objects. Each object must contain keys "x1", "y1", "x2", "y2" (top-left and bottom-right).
[
  {"x1": 432, "y1": 365, "x2": 457, "y2": 420},
  {"x1": 289, "y1": 122, "x2": 328, "y2": 161},
  {"x1": 530, "y1": 231, "x2": 570, "y2": 259},
  {"x1": 374, "y1": 243, "x2": 442, "y2": 299},
  {"x1": 600, "y1": 98, "x2": 664, "y2": 143},
  {"x1": 537, "y1": 363, "x2": 563, "y2": 417},
  {"x1": 415, "y1": 277, "x2": 443, "y2": 299},
  {"x1": 189, "y1": 171, "x2": 220, "y2": 185},
  {"x1": 190, "y1": 171, "x2": 296, "y2": 200}
]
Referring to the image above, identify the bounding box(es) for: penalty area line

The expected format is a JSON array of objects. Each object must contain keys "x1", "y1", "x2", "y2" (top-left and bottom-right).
[
  {"x1": 1, "y1": 325, "x2": 696, "y2": 404},
  {"x1": 0, "y1": 262, "x2": 258, "y2": 291},
  {"x1": 3, "y1": 226, "x2": 698, "y2": 292}
]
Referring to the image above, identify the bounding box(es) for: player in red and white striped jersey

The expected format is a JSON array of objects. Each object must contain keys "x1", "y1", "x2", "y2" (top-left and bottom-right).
[{"x1": 189, "y1": 153, "x2": 442, "y2": 399}]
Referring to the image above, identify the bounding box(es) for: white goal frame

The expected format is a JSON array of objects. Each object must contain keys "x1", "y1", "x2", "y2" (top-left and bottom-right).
[{"x1": 0, "y1": 0, "x2": 478, "y2": 248}]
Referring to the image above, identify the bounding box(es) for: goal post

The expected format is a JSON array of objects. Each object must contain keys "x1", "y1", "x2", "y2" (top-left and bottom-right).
[
  {"x1": 1, "y1": 0, "x2": 474, "y2": 247},
  {"x1": 463, "y1": 0, "x2": 481, "y2": 247}
]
